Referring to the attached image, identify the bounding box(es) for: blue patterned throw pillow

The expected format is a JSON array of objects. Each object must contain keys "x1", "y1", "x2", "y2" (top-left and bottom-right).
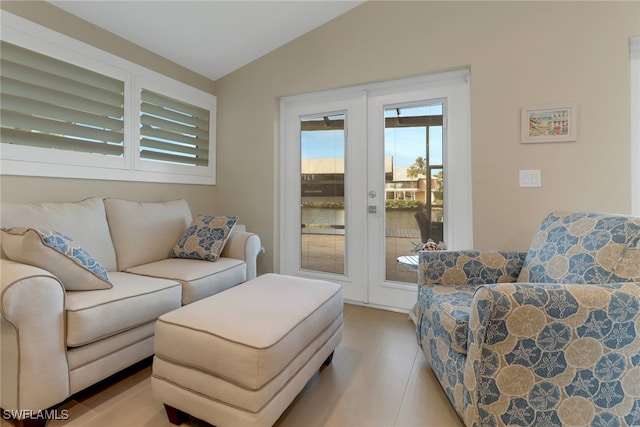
[
  {"x1": 1, "y1": 227, "x2": 112, "y2": 290},
  {"x1": 171, "y1": 215, "x2": 238, "y2": 261}
]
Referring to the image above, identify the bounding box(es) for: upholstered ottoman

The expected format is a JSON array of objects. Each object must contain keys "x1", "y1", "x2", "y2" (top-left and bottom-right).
[{"x1": 151, "y1": 273, "x2": 343, "y2": 427}]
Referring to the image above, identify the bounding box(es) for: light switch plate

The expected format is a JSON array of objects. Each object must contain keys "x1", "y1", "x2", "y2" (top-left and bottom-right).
[{"x1": 519, "y1": 169, "x2": 541, "y2": 187}]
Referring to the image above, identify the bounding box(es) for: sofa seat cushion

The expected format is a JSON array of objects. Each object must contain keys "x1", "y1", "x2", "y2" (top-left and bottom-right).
[
  {"x1": 419, "y1": 285, "x2": 475, "y2": 355},
  {"x1": 65, "y1": 272, "x2": 181, "y2": 347},
  {"x1": 67, "y1": 321, "x2": 156, "y2": 371},
  {"x1": 125, "y1": 258, "x2": 246, "y2": 305}
]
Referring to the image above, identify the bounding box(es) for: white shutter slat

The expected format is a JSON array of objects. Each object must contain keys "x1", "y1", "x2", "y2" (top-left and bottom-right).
[
  {"x1": 140, "y1": 114, "x2": 208, "y2": 140},
  {"x1": 140, "y1": 150, "x2": 208, "y2": 167},
  {"x1": 140, "y1": 125, "x2": 207, "y2": 148},
  {"x1": 140, "y1": 137, "x2": 208, "y2": 158},
  {"x1": 141, "y1": 101, "x2": 209, "y2": 130},
  {"x1": 139, "y1": 89, "x2": 210, "y2": 167},
  {"x1": 1, "y1": 111, "x2": 124, "y2": 144},
  {"x1": 142, "y1": 90, "x2": 209, "y2": 120},
  {"x1": 2, "y1": 128, "x2": 124, "y2": 155},
  {"x1": 1, "y1": 94, "x2": 123, "y2": 131}
]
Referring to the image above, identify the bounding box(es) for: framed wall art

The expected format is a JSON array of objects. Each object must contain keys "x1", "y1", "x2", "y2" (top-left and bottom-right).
[{"x1": 521, "y1": 104, "x2": 577, "y2": 143}]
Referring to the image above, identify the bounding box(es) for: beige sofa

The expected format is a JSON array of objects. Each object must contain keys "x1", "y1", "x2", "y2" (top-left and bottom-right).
[{"x1": 0, "y1": 197, "x2": 262, "y2": 424}]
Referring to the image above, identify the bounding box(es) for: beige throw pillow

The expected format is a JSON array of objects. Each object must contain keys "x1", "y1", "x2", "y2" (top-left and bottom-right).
[{"x1": 1, "y1": 228, "x2": 112, "y2": 291}]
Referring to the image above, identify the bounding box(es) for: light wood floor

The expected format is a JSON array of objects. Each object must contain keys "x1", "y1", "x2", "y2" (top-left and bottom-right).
[{"x1": 9, "y1": 304, "x2": 464, "y2": 427}]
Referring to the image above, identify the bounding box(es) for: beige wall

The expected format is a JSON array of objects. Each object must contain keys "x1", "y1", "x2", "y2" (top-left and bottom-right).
[
  {"x1": 214, "y1": 1, "x2": 639, "y2": 273},
  {"x1": 1, "y1": 1, "x2": 639, "y2": 275},
  {"x1": 0, "y1": 176, "x2": 217, "y2": 217},
  {"x1": 0, "y1": 1, "x2": 217, "y2": 217}
]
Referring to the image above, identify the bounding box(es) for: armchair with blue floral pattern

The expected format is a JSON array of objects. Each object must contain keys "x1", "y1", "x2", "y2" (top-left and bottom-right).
[{"x1": 417, "y1": 211, "x2": 640, "y2": 426}]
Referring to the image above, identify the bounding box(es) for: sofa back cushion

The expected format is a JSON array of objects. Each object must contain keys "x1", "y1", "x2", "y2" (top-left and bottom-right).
[
  {"x1": 0, "y1": 197, "x2": 117, "y2": 271},
  {"x1": 518, "y1": 211, "x2": 640, "y2": 284},
  {"x1": 104, "y1": 198, "x2": 192, "y2": 271}
]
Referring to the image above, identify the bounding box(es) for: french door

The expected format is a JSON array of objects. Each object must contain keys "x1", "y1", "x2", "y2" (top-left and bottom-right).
[{"x1": 280, "y1": 70, "x2": 472, "y2": 311}]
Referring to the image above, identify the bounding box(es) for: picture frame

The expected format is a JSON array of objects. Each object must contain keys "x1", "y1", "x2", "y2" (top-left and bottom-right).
[{"x1": 521, "y1": 104, "x2": 577, "y2": 143}]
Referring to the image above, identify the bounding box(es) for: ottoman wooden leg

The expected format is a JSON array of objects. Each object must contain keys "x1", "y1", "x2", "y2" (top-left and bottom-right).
[
  {"x1": 164, "y1": 404, "x2": 189, "y2": 425},
  {"x1": 322, "y1": 350, "x2": 335, "y2": 367}
]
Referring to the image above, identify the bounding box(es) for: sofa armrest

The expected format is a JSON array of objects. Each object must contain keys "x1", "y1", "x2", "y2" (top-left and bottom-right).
[
  {"x1": 465, "y1": 281, "x2": 640, "y2": 426},
  {"x1": 1, "y1": 259, "x2": 69, "y2": 412},
  {"x1": 418, "y1": 250, "x2": 526, "y2": 286},
  {"x1": 220, "y1": 231, "x2": 262, "y2": 280}
]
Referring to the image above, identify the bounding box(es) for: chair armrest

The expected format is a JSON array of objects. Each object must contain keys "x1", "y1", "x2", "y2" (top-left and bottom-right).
[
  {"x1": 220, "y1": 231, "x2": 262, "y2": 280},
  {"x1": 1, "y1": 259, "x2": 69, "y2": 412},
  {"x1": 418, "y1": 250, "x2": 526, "y2": 286},
  {"x1": 465, "y1": 281, "x2": 640, "y2": 426}
]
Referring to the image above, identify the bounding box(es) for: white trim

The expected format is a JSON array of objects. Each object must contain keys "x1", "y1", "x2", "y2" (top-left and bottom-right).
[
  {"x1": 0, "y1": 11, "x2": 216, "y2": 185},
  {"x1": 279, "y1": 70, "x2": 472, "y2": 309},
  {"x1": 365, "y1": 70, "x2": 471, "y2": 310},
  {"x1": 631, "y1": 36, "x2": 640, "y2": 215},
  {"x1": 279, "y1": 91, "x2": 368, "y2": 303}
]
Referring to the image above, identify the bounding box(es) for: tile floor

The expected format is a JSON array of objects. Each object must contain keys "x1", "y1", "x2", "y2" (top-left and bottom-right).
[{"x1": 3, "y1": 304, "x2": 463, "y2": 427}]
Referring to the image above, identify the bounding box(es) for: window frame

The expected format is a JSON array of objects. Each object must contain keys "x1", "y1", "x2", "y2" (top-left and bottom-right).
[
  {"x1": 631, "y1": 36, "x2": 639, "y2": 215},
  {"x1": 0, "y1": 11, "x2": 216, "y2": 185}
]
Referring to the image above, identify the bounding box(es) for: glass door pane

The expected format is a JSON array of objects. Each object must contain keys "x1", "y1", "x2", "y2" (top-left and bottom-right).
[
  {"x1": 383, "y1": 103, "x2": 443, "y2": 283},
  {"x1": 300, "y1": 113, "x2": 346, "y2": 275}
]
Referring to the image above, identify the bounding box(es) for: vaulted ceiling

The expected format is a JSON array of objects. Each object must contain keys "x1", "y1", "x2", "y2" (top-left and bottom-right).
[{"x1": 48, "y1": 1, "x2": 364, "y2": 81}]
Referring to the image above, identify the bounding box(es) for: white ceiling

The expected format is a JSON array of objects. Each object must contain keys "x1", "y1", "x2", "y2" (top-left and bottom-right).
[{"x1": 48, "y1": 1, "x2": 364, "y2": 81}]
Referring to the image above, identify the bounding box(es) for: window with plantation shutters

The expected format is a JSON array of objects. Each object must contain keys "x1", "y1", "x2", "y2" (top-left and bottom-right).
[
  {"x1": 1, "y1": 11, "x2": 216, "y2": 185},
  {"x1": 1, "y1": 41, "x2": 125, "y2": 157},
  {"x1": 140, "y1": 90, "x2": 209, "y2": 167}
]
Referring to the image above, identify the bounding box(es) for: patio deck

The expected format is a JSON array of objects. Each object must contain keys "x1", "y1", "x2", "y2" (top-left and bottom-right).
[{"x1": 301, "y1": 233, "x2": 420, "y2": 284}]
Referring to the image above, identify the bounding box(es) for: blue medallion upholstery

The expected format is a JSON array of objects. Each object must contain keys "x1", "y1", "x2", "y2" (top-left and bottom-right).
[{"x1": 417, "y1": 212, "x2": 640, "y2": 426}]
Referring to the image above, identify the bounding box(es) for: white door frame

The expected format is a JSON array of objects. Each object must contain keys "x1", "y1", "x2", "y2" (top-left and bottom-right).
[
  {"x1": 631, "y1": 36, "x2": 639, "y2": 215},
  {"x1": 279, "y1": 90, "x2": 368, "y2": 302},
  {"x1": 366, "y1": 71, "x2": 472, "y2": 310},
  {"x1": 279, "y1": 69, "x2": 472, "y2": 310}
]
